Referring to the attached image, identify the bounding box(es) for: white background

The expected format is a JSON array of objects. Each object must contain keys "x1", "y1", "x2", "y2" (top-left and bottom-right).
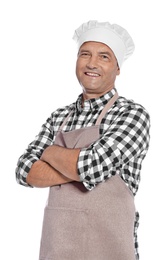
[{"x1": 0, "y1": 0, "x2": 165, "y2": 259}]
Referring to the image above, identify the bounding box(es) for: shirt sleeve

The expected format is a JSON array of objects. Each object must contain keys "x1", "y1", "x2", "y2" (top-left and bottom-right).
[
  {"x1": 15, "y1": 115, "x2": 54, "y2": 187},
  {"x1": 77, "y1": 104, "x2": 150, "y2": 192}
]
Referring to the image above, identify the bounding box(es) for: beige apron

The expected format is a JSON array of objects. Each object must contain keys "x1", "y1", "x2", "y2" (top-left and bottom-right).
[{"x1": 39, "y1": 93, "x2": 136, "y2": 260}]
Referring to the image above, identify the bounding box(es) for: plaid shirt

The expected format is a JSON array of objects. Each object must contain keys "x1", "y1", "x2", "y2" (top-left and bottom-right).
[{"x1": 15, "y1": 88, "x2": 150, "y2": 259}]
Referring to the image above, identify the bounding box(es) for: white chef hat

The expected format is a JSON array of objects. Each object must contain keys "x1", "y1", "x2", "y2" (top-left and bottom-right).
[{"x1": 73, "y1": 20, "x2": 135, "y2": 68}]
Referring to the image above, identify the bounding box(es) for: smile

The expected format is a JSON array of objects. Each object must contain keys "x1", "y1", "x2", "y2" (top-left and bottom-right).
[{"x1": 85, "y1": 72, "x2": 100, "y2": 77}]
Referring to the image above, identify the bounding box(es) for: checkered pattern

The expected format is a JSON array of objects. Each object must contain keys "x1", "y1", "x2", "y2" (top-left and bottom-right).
[
  {"x1": 15, "y1": 88, "x2": 150, "y2": 259},
  {"x1": 77, "y1": 97, "x2": 150, "y2": 195},
  {"x1": 134, "y1": 211, "x2": 140, "y2": 259}
]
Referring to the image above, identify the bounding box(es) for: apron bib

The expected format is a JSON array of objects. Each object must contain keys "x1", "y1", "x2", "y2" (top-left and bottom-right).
[{"x1": 39, "y1": 93, "x2": 136, "y2": 260}]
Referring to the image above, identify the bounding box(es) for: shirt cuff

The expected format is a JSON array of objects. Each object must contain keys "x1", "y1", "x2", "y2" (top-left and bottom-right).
[{"x1": 77, "y1": 148, "x2": 96, "y2": 191}]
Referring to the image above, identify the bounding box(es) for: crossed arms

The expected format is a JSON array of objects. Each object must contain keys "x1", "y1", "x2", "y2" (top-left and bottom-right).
[
  {"x1": 26, "y1": 145, "x2": 81, "y2": 187},
  {"x1": 16, "y1": 102, "x2": 150, "y2": 193}
]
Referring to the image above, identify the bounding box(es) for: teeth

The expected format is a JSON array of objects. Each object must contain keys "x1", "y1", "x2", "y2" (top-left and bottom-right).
[{"x1": 86, "y1": 72, "x2": 100, "y2": 77}]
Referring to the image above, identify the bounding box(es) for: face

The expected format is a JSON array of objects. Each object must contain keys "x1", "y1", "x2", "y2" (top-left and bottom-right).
[{"x1": 76, "y1": 41, "x2": 120, "y2": 100}]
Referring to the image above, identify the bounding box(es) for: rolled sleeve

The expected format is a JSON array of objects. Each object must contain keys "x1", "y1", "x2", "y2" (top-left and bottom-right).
[
  {"x1": 78, "y1": 137, "x2": 123, "y2": 190},
  {"x1": 15, "y1": 116, "x2": 54, "y2": 187},
  {"x1": 77, "y1": 106, "x2": 150, "y2": 192},
  {"x1": 15, "y1": 155, "x2": 38, "y2": 187}
]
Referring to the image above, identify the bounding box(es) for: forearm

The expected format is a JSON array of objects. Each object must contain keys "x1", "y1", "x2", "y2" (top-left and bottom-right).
[
  {"x1": 26, "y1": 160, "x2": 73, "y2": 188},
  {"x1": 41, "y1": 145, "x2": 81, "y2": 181}
]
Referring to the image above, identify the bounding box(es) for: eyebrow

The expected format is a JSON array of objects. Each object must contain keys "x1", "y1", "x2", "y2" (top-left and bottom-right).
[
  {"x1": 78, "y1": 50, "x2": 113, "y2": 57},
  {"x1": 98, "y1": 51, "x2": 113, "y2": 57},
  {"x1": 78, "y1": 49, "x2": 90, "y2": 53}
]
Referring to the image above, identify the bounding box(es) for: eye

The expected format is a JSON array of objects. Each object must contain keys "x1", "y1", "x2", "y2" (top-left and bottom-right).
[
  {"x1": 78, "y1": 50, "x2": 91, "y2": 58},
  {"x1": 80, "y1": 52, "x2": 90, "y2": 57},
  {"x1": 101, "y1": 54, "x2": 109, "y2": 60}
]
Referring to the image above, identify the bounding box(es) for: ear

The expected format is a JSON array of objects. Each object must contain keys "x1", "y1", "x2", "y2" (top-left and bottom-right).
[{"x1": 116, "y1": 67, "x2": 120, "y2": 76}]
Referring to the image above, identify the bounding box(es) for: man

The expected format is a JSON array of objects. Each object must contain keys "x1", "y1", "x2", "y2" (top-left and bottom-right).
[{"x1": 16, "y1": 20, "x2": 150, "y2": 260}]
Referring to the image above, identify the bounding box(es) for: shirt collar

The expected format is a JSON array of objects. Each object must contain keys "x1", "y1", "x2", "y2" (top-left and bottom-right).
[{"x1": 75, "y1": 87, "x2": 117, "y2": 113}]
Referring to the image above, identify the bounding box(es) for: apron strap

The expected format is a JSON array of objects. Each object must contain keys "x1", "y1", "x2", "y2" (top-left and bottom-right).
[{"x1": 95, "y1": 92, "x2": 119, "y2": 126}]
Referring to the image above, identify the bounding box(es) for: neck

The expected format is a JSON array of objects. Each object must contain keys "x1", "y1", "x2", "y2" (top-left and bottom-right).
[{"x1": 82, "y1": 87, "x2": 114, "y2": 101}]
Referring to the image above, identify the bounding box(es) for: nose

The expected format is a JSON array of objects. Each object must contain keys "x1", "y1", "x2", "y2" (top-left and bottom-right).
[{"x1": 86, "y1": 56, "x2": 98, "y2": 69}]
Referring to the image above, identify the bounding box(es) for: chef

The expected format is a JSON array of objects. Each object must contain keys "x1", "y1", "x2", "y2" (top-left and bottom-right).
[{"x1": 16, "y1": 20, "x2": 150, "y2": 260}]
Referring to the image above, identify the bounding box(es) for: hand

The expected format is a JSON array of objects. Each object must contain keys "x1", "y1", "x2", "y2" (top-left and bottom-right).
[
  {"x1": 41, "y1": 145, "x2": 80, "y2": 181},
  {"x1": 40, "y1": 145, "x2": 56, "y2": 164}
]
